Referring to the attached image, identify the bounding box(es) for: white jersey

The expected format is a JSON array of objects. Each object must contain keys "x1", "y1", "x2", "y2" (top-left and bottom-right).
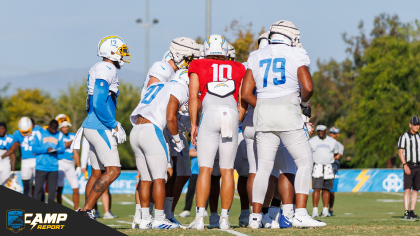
[
  {"x1": 247, "y1": 44, "x2": 310, "y2": 99},
  {"x1": 86, "y1": 61, "x2": 119, "y2": 95},
  {"x1": 141, "y1": 61, "x2": 175, "y2": 100},
  {"x1": 309, "y1": 136, "x2": 339, "y2": 165},
  {"x1": 131, "y1": 82, "x2": 188, "y2": 130}
]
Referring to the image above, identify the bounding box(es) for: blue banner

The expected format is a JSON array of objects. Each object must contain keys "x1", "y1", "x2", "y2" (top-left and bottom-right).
[{"x1": 10, "y1": 169, "x2": 405, "y2": 194}]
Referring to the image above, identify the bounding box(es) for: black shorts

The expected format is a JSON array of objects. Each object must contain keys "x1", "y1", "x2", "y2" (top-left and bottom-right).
[
  {"x1": 312, "y1": 177, "x2": 334, "y2": 190},
  {"x1": 404, "y1": 164, "x2": 420, "y2": 190}
]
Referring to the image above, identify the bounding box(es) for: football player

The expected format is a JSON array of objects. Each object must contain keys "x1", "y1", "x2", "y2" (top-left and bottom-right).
[
  {"x1": 187, "y1": 34, "x2": 246, "y2": 230},
  {"x1": 241, "y1": 20, "x2": 325, "y2": 228},
  {"x1": 129, "y1": 73, "x2": 189, "y2": 229},
  {"x1": 55, "y1": 114, "x2": 81, "y2": 210},
  {"x1": 72, "y1": 35, "x2": 130, "y2": 219},
  {"x1": 1, "y1": 117, "x2": 42, "y2": 196},
  {"x1": 0, "y1": 122, "x2": 15, "y2": 185}
]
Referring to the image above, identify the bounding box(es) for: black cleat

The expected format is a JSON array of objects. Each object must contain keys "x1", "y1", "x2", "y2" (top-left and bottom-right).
[
  {"x1": 410, "y1": 211, "x2": 419, "y2": 219},
  {"x1": 78, "y1": 209, "x2": 96, "y2": 220},
  {"x1": 329, "y1": 210, "x2": 333, "y2": 216},
  {"x1": 404, "y1": 211, "x2": 410, "y2": 219}
]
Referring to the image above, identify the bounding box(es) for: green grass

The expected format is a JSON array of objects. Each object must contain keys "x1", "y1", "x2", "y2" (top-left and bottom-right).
[{"x1": 62, "y1": 192, "x2": 420, "y2": 235}]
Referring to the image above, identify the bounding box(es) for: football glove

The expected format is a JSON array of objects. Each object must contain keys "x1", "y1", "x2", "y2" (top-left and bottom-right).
[
  {"x1": 112, "y1": 122, "x2": 126, "y2": 144},
  {"x1": 172, "y1": 134, "x2": 185, "y2": 153},
  {"x1": 301, "y1": 101, "x2": 311, "y2": 118},
  {"x1": 75, "y1": 167, "x2": 82, "y2": 177}
]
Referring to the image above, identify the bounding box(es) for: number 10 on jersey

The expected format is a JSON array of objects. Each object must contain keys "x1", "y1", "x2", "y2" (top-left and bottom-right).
[{"x1": 260, "y1": 58, "x2": 286, "y2": 87}]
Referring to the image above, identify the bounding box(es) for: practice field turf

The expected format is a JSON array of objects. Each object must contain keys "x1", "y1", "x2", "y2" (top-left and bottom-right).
[{"x1": 62, "y1": 192, "x2": 420, "y2": 235}]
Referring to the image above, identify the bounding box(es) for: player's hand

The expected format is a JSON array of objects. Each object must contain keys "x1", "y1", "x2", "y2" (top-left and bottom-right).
[
  {"x1": 191, "y1": 125, "x2": 198, "y2": 147},
  {"x1": 404, "y1": 165, "x2": 411, "y2": 175},
  {"x1": 307, "y1": 122, "x2": 314, "y2": 135},
  {"x1": 301, "y1": 101, "x2": 311, "y2": 118},
  {"x1": 81, "y1": 168, "x2": 87, "y2": 173},
  {"x1": 173, "y1": 140, "x2": 185, "y2": 153},
  {"x1": 75, "y1": 167, "x2": 82, "y2": 177},
  {"x1": 112, "y1": 122, "x2": 126, "y2": 144},
  {"x1": 47, "y1": 147, "x2": 53, "y2": 152}
]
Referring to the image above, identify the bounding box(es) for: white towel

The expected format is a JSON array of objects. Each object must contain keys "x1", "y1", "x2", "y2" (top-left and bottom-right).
[
  {"x1": 312, "y1": 163, "x2": 323, "y2": 178},
  {"x1": 219, "y1": 107, "x2": 232, "y2": 138},
  {"x1": 323, "y1": 164, "x2": 335, "y2": 180},
  {"x1": 70, "y1": 127, "x2": 84, "y2": 150}
]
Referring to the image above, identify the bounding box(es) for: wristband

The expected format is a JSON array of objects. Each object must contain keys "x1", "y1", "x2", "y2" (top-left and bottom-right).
[
  {"x1": 403, "y1": 163, "x2": 407, "y2": 166},
  {"x1": 173, "y1": 134, "x2": 181, "y2": 142},
  {"x1": 301, "y1": 101, "x2": 309, "y2": 107}
]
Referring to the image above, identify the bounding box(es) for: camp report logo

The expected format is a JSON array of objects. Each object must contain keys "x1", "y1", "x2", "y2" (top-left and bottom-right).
[{"x1": 6, "y1": 209, "x2": 67, "y2": 233}]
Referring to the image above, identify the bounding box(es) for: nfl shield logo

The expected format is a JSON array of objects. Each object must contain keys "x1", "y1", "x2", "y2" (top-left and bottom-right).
[
  {"x1": 223, "y1": 112, "x2": 227, "y2": 116},
  {"x1": 6, "y1": 210, "x2": 25, "y2": 233}
]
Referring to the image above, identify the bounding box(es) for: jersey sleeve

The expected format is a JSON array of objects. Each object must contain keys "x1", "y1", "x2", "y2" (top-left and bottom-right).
[
  {"x1": 5, "y1": 135, "x2": 14, "y2": 150},
  {"x1": 13, "y1": 130, "x2": 21, "y2": 144},
  {"x1": 170, "y1": 83, "x2": 189, "y2": 106},
  {"x1": 338, "y1": 143, "x2": 344, "y2": 155},
  {"x1": 333, "y1": 141, "x2": 339, "y2": 155},
  {"x1": 398, "y1": 134, "x2": 406, "y2": 149},
  {"x1": 294, "y1": 48, "x2": 310, "y2": 68},
  {"x1": 92, "y1": 79, "x2": 118, "y2": 129},
  {"x1": 94, "y1": 63, "x2": 113, "y2": 84},
  {"x1": 149, "y1": 62, "x2": 173, "y2": 83},
  {"x1": 188, "y1": 60, "x2": 200, "y2": 76}
]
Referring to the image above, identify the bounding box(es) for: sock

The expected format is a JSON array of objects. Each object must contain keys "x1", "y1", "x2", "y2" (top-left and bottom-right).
[
  {"x1": 149, "y1": 203, "x2": 154, "y2": 216},
  {"x1": 141, "y1": 207, "x2": 150, "y2": 219},
  {"x1": 262, "y1": 207, "x2": 269, "y2": 215},
  {"x1": 250, "y1": 213, "x2": 262, "y2": 221},
  {"x1": 323, "y1": 207, "x2": 328, "y2": 214},
  {"x1": 241, "y1": 209, "x2": 250, "y2": 216},
  {"x1": 155, "y1": 209, "x2": 164, "y2": 221},
  {"x1": 196, "y1": 207, "x2": 206, "y2": 218},
  {"x1": 221, "y1": 209, "x2": 230, "y2": 218},
  {"x1": 295, "y1": 208, "x2": 308, "y2": 216},
  {"x1": 270, "y1": 198, "x2": 281, "y2": 207},
  {"x1": 135, "y1": 204, "x2": 141, "y2": 218},
  {"x1": 171, "y1": 211, "x2": 174, "y2": 218},
  {"x1": 282, "y1": 204, "x2": 294, "y2": 219},
  {"x1": 269, "y1": 206, "x2": 280, "y2": 219},
  {"x1": 293, "y1": 204, "x2": 296, "y2": 210},
  {"x1": 164, "y1": 197, "x2": 173, "y2": 219}
]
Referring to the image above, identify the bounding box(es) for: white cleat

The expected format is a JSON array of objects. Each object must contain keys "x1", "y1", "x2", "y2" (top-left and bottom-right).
[
  {"x1": 169, "y1": 216, "x2": 186, "y2": 229},
  {"x1": 262, "y1": 213, "x2": 273, "y2": 228},
  {"x1": 132, "y1": 215, "x2": 141, "y2": 229},
  {"x1": 248, "y1": 213, "x2": 263, "y2": 229},
  {"x1": 178, "y1": 210, "x2": 190, "y2": 217},
  {"x1": 271, "y1": 212, "x2": 280, "y2": 229},
  {"x1": 139, "y1": 217, "x2": 153, "y2": 230},
  {"x1": 219, "y1": 217, "x2": 230, "y2": 230},
  {"x1": 152, "y1": 218, "x2": 180, "y2": 229},
  {"x1": 238, "y1": 213, "x2": 250, "y2": 227},
  {"x1": 321, "y1": 211, "x2": 331, "y2": 217},
  {"x1": 187, "y1": 216, "x2": 205, "y2": 230},
  {"x1": 103, "y1": 211, "x2": 116, "y2": 219},
  {"x1": 293, "y1": 214, "x2": 327, "y2": 228},
  {"x1": 203, "y1": 211, "x2": 209, "y2": 217},
  {"x1": 208, "y1": 213, "x2": 220, "y2": 229}
]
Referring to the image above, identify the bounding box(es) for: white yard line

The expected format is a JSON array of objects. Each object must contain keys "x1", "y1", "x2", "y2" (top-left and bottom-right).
[
  {"x1": 62, "y1": 195, "x2": 74, "y2": 207},
  {"x1": 215, "y1": 229, "x2": 249, "y2": 236},
  {"x1": 233, "y1": 195, "x2": 240, "y2": 199}
]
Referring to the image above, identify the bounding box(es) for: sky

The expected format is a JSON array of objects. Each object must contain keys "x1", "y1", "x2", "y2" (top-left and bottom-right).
[{"x1": 1, "y1": 0, "x2": 419, "y2": 96}]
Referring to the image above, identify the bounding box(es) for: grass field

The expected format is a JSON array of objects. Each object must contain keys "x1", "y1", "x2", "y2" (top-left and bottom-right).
[{"x1": 62, "y1": 192, "x2": 420, "y2": 235}]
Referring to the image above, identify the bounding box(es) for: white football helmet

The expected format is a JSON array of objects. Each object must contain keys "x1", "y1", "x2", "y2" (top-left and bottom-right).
[
  {"x1": 169, "y1": 37, "x2": 200, "y2": 69},
  {"x1": 204, "y1": 34, "x2": 228, "y2": 57},
  {"x1": 227, "y1": 43, "x2": 236, "y2": 61},
  {"x1": 258, "y1": 31, "x2": 269, "y2": 49},
  {"x1": 18, "y1": 117, "x2": 32, "y2": 136},
  {"x1": 199, "y1": 44, "x2": 205, "y2": 59},
  {"x1": 162, "y1": 50, "x2": 173, "y2": 62},
  {"x1": 55, "y1": 114, "x2": 72, "y2": 128},
  {"x1": 170, "y1": 69, "x2": 189, "y2": 88},
  {"x1": 269, "y1": 20, "x2": 300, "y2": 47},
  {"x1": 97, "y1": 35, "x2": 131, "y2": 67}
]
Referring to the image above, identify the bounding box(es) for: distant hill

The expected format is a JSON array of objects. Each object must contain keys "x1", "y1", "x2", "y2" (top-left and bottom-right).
[{"x1": 0, "y1": 68, "x2": 145, "y2": 97}]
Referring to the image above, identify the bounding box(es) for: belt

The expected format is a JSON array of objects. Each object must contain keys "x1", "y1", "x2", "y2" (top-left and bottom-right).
[{"x1": 136, "y1": 116, "x2": 152, "y2": 125}]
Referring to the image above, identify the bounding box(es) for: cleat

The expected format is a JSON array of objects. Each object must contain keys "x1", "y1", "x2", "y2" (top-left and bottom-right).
[
  {"x1": 152, "y1": 218, "x2": 179, "y2": 229},
  {"x1": 208, "y1": 213, "x2": 220, "y2": 229},
  {"x1": 269, "y1": 208, "x2": 280, "y2": 229},
  {"x1": 78, "y1": 209, "x2": 96, "y2": 220},
  {"x1": 139, "y1": 217, "x2": 153, "y2": 230},
  {"x1": 410, "y1": 211, "x2": 419, "y2": 219},
  {"x1": 103, "y1": 211, "x2": 116, "y2": 219},
  {"x1": 179, "y1": 210, "x2": 190, "y2": 218},
  {"x1": 329, "y1": 210, "x2": 333, "y2": 216},
  {"x1": 219, "y1": 217, "x2": 230, "y2": 230},
  {"x1": 293, "y1": 214, "x2": 326, "y2": 228},
  {"x1": 203, "y1": 211, "x2": 209, "y2": 217},
  {"x1": 238, "y1": 212, "x2": 250, "y2": 227},
  {"x1": 187, "y1": 216, "x2": 205, "y2": 230},
  {"x1": 321, "y1": 210, "x2": 331, "y2": 217},
  {"x1": 280, "y1": 214, "x2": 292, "y2": 228},
  {"x1": 404, "y1": 211, "x2": 410, "y2": 219},
  {"x1": 248, "y1": 213, "x2": 262, "y2": 229},
  {"x1": 262, "y1": 213, "x2": 273, "y2": 228},
  {"x1": 93, "y1": 209, "x2": 100, "y2": 219},
  {"x1": 132, "y1": 215, "x2": 141, "y2": 229}
]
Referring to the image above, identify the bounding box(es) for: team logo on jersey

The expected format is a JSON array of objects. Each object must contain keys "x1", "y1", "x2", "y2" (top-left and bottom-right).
[
  {"x1": 214, "y1": 83, "x2": 229, "y2": 88},
  {"x1": 6, "y1": 210, "x2": 25, "y2": 233}
]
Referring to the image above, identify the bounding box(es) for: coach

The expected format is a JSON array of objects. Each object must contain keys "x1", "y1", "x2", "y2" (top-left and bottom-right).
[
  {"x1": 309, "y1": 125, "x2": 339, "y2": 218},
  {"x1": 398, "y1": 116, "x2": 420, "y2": 219}
]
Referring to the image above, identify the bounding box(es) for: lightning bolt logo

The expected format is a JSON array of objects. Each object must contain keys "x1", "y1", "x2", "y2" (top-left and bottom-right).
[{"x1": 352, "y1": 169, "x2": 370, "y2": 192}]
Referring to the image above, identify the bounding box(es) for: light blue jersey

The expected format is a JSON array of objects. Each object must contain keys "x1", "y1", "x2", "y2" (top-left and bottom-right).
[
  {"x1": 82, "y1": 61, "x2": 119, "y2": 130},
  {"x1": 58, "y1": 132, "x2": 75, "y2": 161},
  {"x1": 12, "y1": 125, "x2": 42, "y2": 159},
  {"x1": 31, "y1": 128, "x2": 65, "y2": 172},
  {"x1": 0, "y1": 134, "x2": 14, "y2": 151}
]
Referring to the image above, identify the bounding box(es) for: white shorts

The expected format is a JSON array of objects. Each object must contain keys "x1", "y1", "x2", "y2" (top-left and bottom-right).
[
  {"x1": 84, "y1": 128, "x2": 121, "y2": 170},
  {"x1": 130, "y1": 124, "x2": 169, "y2": 182},
  {"x1": 197, "y1": 107, "x2": 239, "y2": 170},
  {"x1": 0, "y1": 162, "x2": 11, "y2": 185},
  {"x1": 234, "y1": 132, "x2": 249, "y2": 177},
  {"x1": 58, "y1": 159, "x2": 79, "y2": 189},
  {"x1": 21, "y1": 158, "x2": 36, "y2": 181},
  {"x1": 176, "y1": 132, "x2": 192, "y2": 176}
]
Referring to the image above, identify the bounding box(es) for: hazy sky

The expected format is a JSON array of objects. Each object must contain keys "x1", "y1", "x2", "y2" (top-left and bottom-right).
[{"x1": 1, "y1": 0, "x2": 419, "y2": 91}]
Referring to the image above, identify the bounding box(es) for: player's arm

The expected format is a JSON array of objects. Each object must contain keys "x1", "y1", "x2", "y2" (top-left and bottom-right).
[
  {"x1": 241, "y1": 69, "x2": 257, "y2": 107},
  {"x1": 189, "y1": 146, "x2": 197, "y2": 158},
  {"x1": 297, "y1": 66, "x2": 314, "y2": 102},
  {"x1": 188, "y1": 73, "x2": 200, "y2": 146},
  {"x1": 166, "y1": 95, "x2": 181, "y2": 137},
  {"x1": 56, "y1": 139, "x2": 65, "y2": 154},
  {"x1": 93, "y1": 79, "x2": 118, "y2": 130},
  {"x1": 32, "y1": 135, "x2": 49, "y2": 154},
  {"x1": 334, "y1": 153, "x2": 342, "y2": 160},
  {"x1": 73, "y1": 150, "x2": 81, "y2": 168},
  {"x1": 10, "y1": 153, "x2": 16, "y2": 171},
  {"x1": 64, "y1": 140, "x2": 73, "y2": 149},
  {"x1": 1, "y1": 142, "x2": 19, "y2": 159},
  {"x1": 147, "y1": 76, "x2": 160, "y2": 88},
  {"x1": 399, "y1": 148, "x2": 411, "y2": 175},
  {"x1": 238, "y1": 81, "x2": 247, "y2": 122}
]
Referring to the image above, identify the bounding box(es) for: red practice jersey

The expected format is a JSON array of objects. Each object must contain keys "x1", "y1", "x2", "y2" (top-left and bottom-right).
[{"x1": 188, "y1": 59, "x2": 245, "y2": 105}]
